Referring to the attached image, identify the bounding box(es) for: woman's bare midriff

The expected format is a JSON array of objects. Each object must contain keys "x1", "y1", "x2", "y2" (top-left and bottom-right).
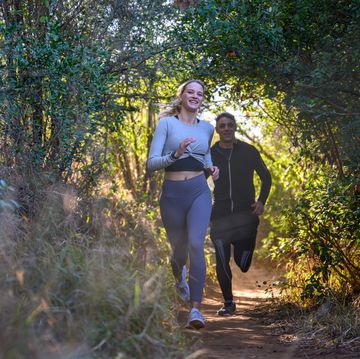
[{"x1": 165, "y1": 171, "x2": 203, "y2": 181}]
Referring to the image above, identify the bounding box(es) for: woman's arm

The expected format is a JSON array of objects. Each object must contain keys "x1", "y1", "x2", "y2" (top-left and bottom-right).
[
  {"x1": 204, "y1": 125, "x2": 214, "y2": 168},
  {"x1": 147, "y1": 119, "x2": 176, "y2": 173}
]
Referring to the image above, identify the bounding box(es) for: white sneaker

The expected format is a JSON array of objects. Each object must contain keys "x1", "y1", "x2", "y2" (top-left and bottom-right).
[
  {"x1": 186, "y1": 308, "x2": 205, "y2": 329},
  {"x1": 176, "y1": 265, "x2": 190, "y2": 303}
]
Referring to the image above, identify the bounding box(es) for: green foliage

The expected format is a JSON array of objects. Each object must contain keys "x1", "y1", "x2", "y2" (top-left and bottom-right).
[
  {"x1": 0, "y1": 0, "x2": 182, "y2": 196},
  {"x1": 174, "y1": 0, "x2": 360, "y2": 306},
  {"x1": 177, "y1": 0, "x2": 360, "y2": 173},
  {"x1": 0, "y1": 14, "x2": 109, "y2": 187},
  {"x1": 0, "y1": 0, "x2": 357, "y2": 334},
  {"x1": 284, "y1": 171, "x2": 359, "y2": 302},
  {"x1": 231, "y1": 89, "x2": 359, "y2": 305},
  {"x1": 106, "y1": 78, "x2": 165, "y2": 201}
]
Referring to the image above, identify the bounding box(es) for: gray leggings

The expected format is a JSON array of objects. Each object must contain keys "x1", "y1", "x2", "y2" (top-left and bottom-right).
[{"x1": 160, "y1": 174, "x2": 212, "y2": 302}]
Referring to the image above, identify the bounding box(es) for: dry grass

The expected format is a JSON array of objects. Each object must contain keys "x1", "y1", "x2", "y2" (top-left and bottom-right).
[
  {"x1": 297, "y1": 298, "x2": 360, "y2": 354},
  {"x1": 251, "y1": 295, "x2": 360, "y2": 356},
  {"x1": 0, "y1": 174, "x2": 195, "y2": 359}
]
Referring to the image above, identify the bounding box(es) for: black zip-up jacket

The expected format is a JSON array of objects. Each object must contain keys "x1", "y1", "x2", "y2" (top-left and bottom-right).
[{"x1": 211, "y1": 140, "x2": 272, "y2": 220}]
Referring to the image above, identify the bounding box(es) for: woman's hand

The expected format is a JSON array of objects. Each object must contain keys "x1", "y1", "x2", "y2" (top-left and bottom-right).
[
  {"x1": 175, "y1": 137, "x2": 196, "y2": 158},
  {"x1": 209, "y1": 166, "x2": 219, "y2": 181}
]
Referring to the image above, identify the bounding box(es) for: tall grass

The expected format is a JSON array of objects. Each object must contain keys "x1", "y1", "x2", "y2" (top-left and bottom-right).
[{"x1": 0, "y1": 174, "x2": 193, "y2": 358}]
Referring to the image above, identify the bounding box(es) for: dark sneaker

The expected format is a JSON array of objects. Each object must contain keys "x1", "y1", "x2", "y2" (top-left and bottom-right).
[
  {"x1": 185, "y1": 308, "x2": 205, "y2": 329},
  {"x1": 217, "y1": 301, "x2": 236, "y2": 316}
]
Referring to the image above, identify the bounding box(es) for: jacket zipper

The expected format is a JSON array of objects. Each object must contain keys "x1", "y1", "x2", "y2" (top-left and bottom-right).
[{"x1": 228, "y1": 148, "x2": 233, "y2": 213}]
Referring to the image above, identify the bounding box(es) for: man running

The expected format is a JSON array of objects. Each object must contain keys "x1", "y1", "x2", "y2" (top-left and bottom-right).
[{"x1": 210, "y1": 112, "x2": 272, "y2": 316}]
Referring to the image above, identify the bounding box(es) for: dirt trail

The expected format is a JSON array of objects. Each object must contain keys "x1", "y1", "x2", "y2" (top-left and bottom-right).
[{"x1": 181, "y1": 260, "x2": 357, "y2": 359}]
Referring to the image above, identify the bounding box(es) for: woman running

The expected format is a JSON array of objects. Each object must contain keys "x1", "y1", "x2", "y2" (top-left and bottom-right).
[{"x1": 147, "y1": 79, "x2": 219, "y2": 329}]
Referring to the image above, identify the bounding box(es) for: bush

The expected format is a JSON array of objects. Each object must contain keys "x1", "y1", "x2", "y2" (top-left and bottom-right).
[{"x1": 276, "y1": 170, "x2": 360, "y2": 304}]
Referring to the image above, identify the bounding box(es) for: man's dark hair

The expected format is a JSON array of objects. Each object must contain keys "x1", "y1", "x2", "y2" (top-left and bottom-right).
[{"x1": 215, "y1": 112, "x2": 236, "y2": 123}]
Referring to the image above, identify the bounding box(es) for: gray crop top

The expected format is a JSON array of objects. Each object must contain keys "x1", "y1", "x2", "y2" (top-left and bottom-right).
[{"x1": 147, "y1": 116, "x2": 214, "y2": 173}]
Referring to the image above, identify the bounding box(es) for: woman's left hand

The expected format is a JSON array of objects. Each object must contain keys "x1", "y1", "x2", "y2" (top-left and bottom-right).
[{"x1": 209, "y1": 166, "x2": 219, "y2": 181}]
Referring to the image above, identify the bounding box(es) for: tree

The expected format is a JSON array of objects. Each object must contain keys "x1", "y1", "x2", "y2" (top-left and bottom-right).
[
  {"x1": 175, "y1": 0, "x2": 359, "y2": 175},
  {"x1": 171, "y1": 0, "x2": 360, "y2": 303}
]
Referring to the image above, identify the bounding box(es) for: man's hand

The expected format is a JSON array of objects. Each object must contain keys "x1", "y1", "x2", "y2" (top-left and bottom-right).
[{"x1": 251, "y1": 201, "x2": 264, "y2": 216}]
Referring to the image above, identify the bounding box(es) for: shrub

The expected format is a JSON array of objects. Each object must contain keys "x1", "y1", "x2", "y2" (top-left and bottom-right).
[{"x1": 276, "y1": 171, "x2": 359, "y2": 304}]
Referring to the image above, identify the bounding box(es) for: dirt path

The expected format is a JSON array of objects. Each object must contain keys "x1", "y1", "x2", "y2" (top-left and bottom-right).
[{"x1": 181, "y1": 260, "x2": 357, "y2": 359}]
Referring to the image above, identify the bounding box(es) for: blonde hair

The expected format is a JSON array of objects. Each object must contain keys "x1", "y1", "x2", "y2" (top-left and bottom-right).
[{"x1": 158, "y1": 79, "x2": 205, "y2": 118}]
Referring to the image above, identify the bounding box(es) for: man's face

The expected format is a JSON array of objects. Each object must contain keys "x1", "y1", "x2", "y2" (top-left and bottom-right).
[{"x1": 216, "y1": 117, "x2": 236, "y2": 143}]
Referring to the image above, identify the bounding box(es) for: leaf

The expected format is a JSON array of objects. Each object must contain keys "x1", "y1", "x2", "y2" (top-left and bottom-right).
[{"x1": 39, "y1": 16, "x2": 48, "y2": 24}]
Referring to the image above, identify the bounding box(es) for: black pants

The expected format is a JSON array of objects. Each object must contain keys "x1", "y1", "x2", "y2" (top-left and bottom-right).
[{"x1": 210, "y1": 211, "x2": 259, "y2": 302}]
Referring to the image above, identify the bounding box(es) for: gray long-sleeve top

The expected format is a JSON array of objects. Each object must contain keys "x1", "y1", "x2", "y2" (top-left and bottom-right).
[{"x1": 147, "y1": 116, "x2": 214, "y2": 173}]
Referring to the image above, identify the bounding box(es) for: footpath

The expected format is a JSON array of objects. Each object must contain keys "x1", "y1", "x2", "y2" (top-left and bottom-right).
[{"x1": 182, "y1": 260, "x2": 358, "y2": 359}]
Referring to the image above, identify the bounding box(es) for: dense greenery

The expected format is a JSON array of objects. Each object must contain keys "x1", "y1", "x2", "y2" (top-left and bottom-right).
[
  {"x1": 175, "y1": 0, "x2": 359, "y2": 303},
  {"x1": 0, "y1": 3, "x2": 109, "y2": 188},
  {"x1": 0, "y1": 0, "x2": 359, "y2": 357},
  {"x1": 178, "y1": 0, "x2": 359, "y2": 170},
  {"x1": 245, "y1": 95, "x2": 359, "y2": 303},
  {"x1": 0, "y1": 1, "x2": 191, "y2": 357}
]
